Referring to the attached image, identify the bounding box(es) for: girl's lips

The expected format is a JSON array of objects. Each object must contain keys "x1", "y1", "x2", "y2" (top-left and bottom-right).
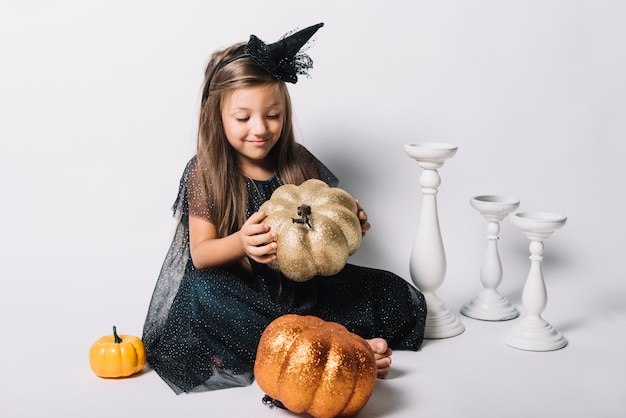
[{"x1": 247, "y1": 140, "x2": 269, "y2": 146}]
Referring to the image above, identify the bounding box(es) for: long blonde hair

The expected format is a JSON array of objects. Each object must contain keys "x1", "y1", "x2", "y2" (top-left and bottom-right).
[{"x1": 197, "y1": 43, "x2": 312, "y2": 238}]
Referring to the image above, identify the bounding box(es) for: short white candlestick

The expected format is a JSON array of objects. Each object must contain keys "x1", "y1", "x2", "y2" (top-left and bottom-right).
[
  {"x1": 504, "y1": 211, "x2": 567, "y2": 351},
  {"x1": 461, "y1": 195, "x2": 520, "y2": 321}
]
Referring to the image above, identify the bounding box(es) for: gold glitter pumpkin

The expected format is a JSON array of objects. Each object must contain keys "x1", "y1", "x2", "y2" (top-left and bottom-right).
[
  {"x1": 254, "y1": 314, "x2": 377, "y2": 418},
  {"x1": 259, "y1": 179, "x2": 361, "y2": 282}
]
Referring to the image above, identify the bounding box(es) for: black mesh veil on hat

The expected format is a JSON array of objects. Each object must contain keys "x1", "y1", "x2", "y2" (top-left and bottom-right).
[
  {"x1": 243, "y1": 22, "x2": 324, "y2": 83},
  {"x1": 204, "y1": 22, "x2": 324, "y2": 99}
]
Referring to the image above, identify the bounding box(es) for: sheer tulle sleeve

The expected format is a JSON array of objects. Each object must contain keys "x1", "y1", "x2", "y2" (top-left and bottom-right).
[
  {"x1": 174, "y1": 156, "x2": 215, "y2": 222},
  {"x1": 188, "y1": 161, "x2": 217, "y2": 221}
]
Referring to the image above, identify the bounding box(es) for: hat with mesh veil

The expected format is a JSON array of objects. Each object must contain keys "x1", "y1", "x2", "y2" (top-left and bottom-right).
[{"x1": 204, "y1": 22, "x2": 323, "y2": 99}]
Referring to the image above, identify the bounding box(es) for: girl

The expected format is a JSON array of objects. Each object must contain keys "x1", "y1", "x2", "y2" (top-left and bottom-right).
[{"x1": 142, "y1": 23, "x2": 427, "y2": 394}]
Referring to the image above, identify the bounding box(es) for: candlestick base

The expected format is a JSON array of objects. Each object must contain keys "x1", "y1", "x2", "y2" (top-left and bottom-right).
[
  {"x1": 424, "y1": 293, "x2": 465, "y2": 339},
  {"x1": 503, "y1": 315, "x2": 567, "y2": 351},
  {"x1": 461, "y1": 289, "x2": 519, "y2": 321}
]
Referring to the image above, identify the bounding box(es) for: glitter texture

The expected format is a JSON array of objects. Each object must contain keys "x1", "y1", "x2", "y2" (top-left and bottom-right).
[
  {"x1": 254, "y1": 314, "x2": 376, "y2": 418},
  {"x1": 259, "y1": 179, "x2": 362, "y2": 282}
]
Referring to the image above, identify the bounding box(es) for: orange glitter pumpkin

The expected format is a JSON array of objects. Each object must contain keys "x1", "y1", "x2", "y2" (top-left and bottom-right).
[
  {"x1": 259, "y1": 179, "x2": 361, "y2": 282},
  {"x1": 254, "y1": 314, "x2": 377, "y2": 418}
]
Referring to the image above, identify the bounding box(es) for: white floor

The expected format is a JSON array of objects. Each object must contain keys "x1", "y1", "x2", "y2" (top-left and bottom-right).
[{"x1": 2, "y1": 266, "x2": 624, "y2": 418}]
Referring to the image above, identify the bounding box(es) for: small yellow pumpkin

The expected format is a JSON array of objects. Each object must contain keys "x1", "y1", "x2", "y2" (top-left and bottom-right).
[
  {"x1": 254, "y1": 314, "x2": 377, "y2": 418},
  {"x1": 89, "y1": 326, "x2": 146, "y2": 378},
  {"x1": 259, "y1": 179, "x2": 361, "y2": 282}
]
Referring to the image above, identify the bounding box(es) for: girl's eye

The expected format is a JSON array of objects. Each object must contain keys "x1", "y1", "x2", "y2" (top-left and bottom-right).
[
  {"x1": 236, "y1": 117, "x2": 250, "y2": 122},
  {"x1": 267, "y1": 114, "x2": 280, "y2": 120}
]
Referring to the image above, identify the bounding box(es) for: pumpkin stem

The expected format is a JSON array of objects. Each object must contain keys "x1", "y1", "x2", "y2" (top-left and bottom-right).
[
  {"x1": 262, "y1": 395, "x2": 287, "y2": 410},
  {"x1": 113, "y1": 326, "x2": 123, "y2": 344},
  {"x1": 292, "y1": 204, "x2": 312, "y2": 228}
]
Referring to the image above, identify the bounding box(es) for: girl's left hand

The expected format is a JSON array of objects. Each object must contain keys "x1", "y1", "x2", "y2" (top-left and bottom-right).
[{"x1": 355, "y1": 199, "x2": 371, "y2": 238}]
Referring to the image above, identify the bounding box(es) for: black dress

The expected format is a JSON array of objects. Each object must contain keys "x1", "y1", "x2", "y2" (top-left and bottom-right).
[{"x1": 142, "y1": 146, "x2": 427, "y2": 394}]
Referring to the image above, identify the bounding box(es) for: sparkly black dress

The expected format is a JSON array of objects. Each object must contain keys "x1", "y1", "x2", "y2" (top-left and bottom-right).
[{"x1": 142, "y1": 145, "x2": 427, "y2": 394}]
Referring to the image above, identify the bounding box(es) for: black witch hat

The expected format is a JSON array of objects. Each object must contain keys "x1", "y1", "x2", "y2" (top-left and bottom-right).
[
  {"x1": 244, "y1": 22, "x2": 324, "y2": 83},
  {"x1": 210, "y1": 23, "x2": 324, "y2": 87}
]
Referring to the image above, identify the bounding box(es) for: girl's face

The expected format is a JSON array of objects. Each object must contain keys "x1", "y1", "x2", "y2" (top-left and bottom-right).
[{"x1": 221, "y1": 83, "x2": 283, "y2": 177}]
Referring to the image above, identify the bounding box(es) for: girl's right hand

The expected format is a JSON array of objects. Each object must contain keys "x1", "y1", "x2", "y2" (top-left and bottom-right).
[{"x1": 239, "y1": 211, "x2": 277, "y2": 264}]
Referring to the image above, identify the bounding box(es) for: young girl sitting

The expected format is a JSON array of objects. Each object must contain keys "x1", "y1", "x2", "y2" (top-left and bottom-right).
[{"x1": 142, "y1": 22, "x2": 427, "y2": 394}]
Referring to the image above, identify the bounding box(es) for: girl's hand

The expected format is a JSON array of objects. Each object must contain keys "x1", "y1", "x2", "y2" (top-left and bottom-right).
[
  {"x1": 239, "y1": 211, "x2": 277, "y2": 264},
  {"x1": 355, "y1": 199, "x2": 371, "y2": 238}
]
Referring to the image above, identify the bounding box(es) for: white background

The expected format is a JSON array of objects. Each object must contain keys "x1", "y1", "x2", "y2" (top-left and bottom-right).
[{"x1": 1, "y1": 1, "x2": 625, "y2": 417}]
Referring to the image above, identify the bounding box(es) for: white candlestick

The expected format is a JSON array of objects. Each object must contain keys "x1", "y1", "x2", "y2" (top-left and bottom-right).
[
  {"x1": 504, "y1": 211, "x2": 567, "y2": 351},
  {"x1": 404, "y1": 143, "x2": 464, "y2": 339},
  {"x1": 461, "y1": 195, "x2": 520, "y2": 321}
]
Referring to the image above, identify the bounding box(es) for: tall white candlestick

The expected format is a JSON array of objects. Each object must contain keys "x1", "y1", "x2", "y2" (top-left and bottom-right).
[{"x1": 404, "y1": 143, "x2": 464, "y2": 339}]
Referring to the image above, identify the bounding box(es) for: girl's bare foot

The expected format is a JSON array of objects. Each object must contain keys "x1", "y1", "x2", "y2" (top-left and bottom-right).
[{"x1": 367, "y1": 338, "x2": 392, "y2": 379}]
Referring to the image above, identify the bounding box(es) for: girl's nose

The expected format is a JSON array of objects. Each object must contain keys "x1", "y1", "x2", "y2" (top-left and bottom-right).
[{"x1": 251, "y1": 117, "x2": 269, "y2": 136}]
